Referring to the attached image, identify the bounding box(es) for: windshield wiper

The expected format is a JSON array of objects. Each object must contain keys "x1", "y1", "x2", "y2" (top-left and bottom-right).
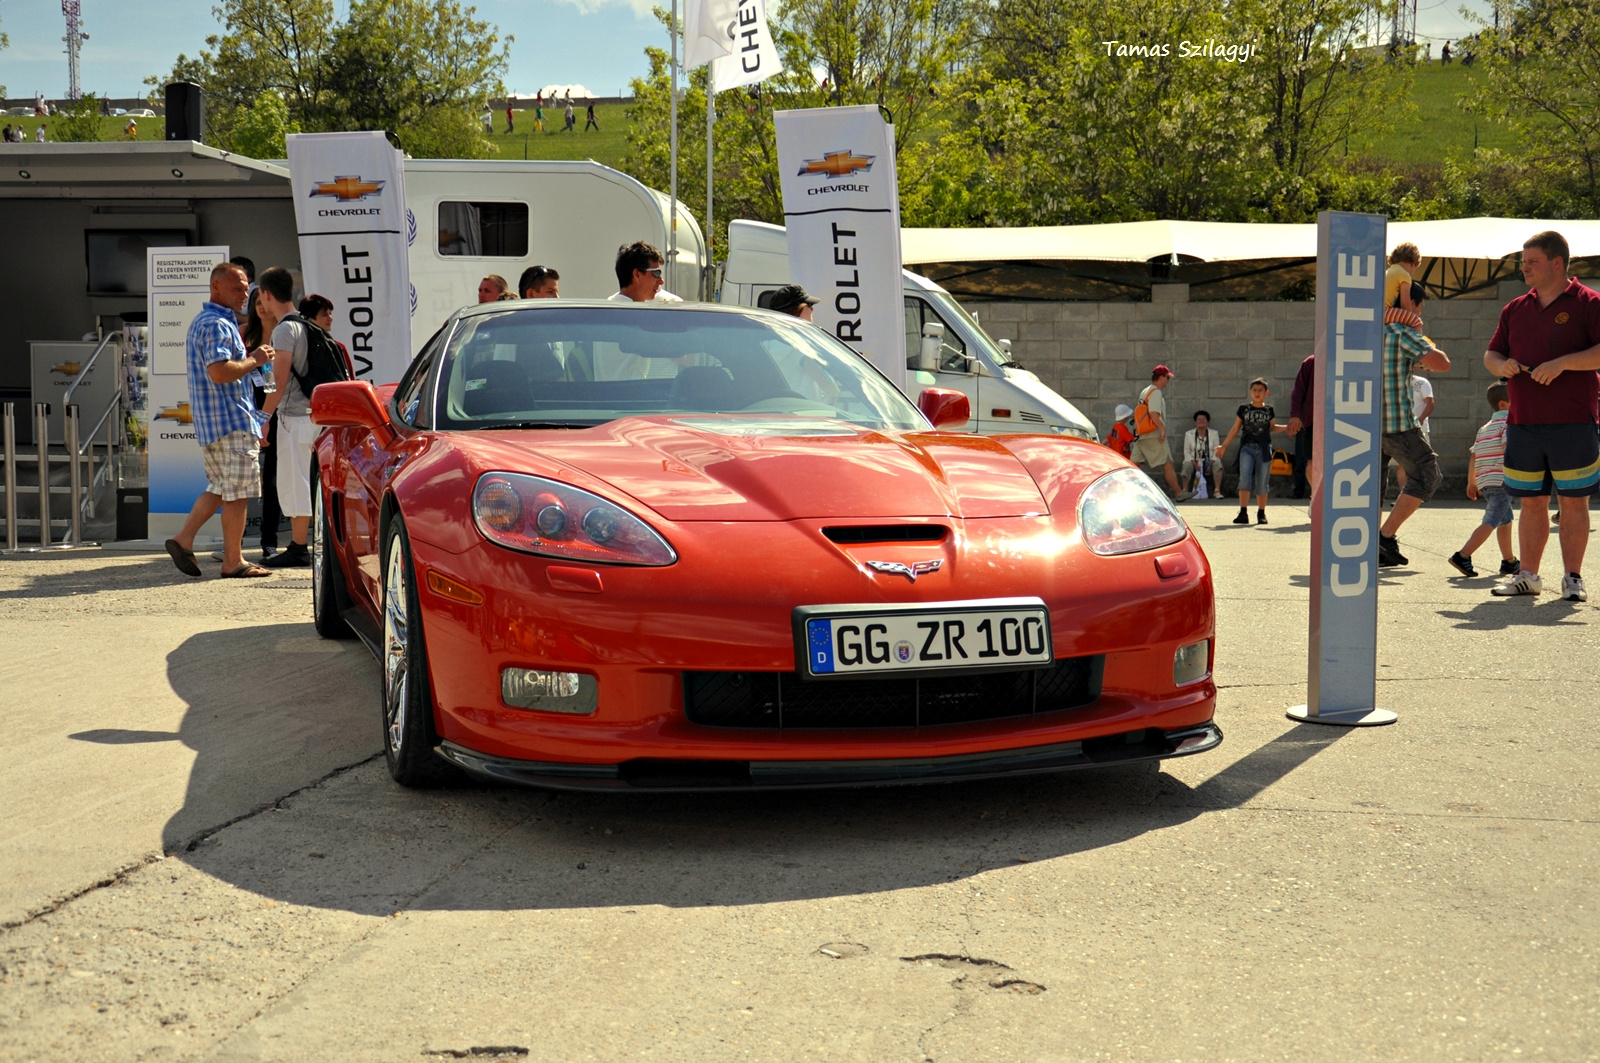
[{"x1": 480, "y1": 420, "x2": 593, "y2": 431}]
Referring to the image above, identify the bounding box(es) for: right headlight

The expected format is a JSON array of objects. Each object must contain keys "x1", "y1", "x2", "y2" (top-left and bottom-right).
[
  {"x1": 1077, "y1": 468, "x2": 1188, "y2": 556},
  {"x1": 472, "y1": 472, "x2": 677, "y2": 566}
]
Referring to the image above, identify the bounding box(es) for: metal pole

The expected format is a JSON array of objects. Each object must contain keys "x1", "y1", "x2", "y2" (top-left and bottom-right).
[
  {"x1": 669, "y1": 0, "x2": 680, "y2": 281},
  {"x1": 705, "y1": 67, "x2": 716, "y2": 302},
  {"x1": 3, "y1": 403, "x2": 16, "y2": 551},
  {"x1": 35, "y1": 403, "x2": 50, "y2": 546},
  {"x1": 67, "y1": 405, "x2": 82, "y2": 544}
]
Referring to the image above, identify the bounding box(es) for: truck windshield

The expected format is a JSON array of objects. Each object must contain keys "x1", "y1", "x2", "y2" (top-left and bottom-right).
[
  {"x1": 924, "y1": 287, "x2": 1015, "y2": 367},
  {"x1": 433, "y1": 306, "x2": 925, "y2": 432}
]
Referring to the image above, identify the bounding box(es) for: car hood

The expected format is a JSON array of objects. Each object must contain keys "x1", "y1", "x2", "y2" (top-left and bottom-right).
[{"x1": 471, "y1": 416, "x2": 1050, "y2": 522}]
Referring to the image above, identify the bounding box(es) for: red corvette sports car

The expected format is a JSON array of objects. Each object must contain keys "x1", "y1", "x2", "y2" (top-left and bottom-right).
[{"x1": 309, "y1": 300, "x2": 1220, "y2": 789}]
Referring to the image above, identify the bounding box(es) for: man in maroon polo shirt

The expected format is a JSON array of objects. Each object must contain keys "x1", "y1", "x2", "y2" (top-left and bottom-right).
[{"x1": 1483, "y1": 230, "x2": 1600, "y2": 601}]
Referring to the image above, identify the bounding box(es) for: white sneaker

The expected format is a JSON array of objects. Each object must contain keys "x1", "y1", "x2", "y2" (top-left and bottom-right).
[
  {"x1": 1562, "y1": 574, "x2": 1587, "y2": 602},
  {"x1": 1491, "y1": 571, "x2": 1543, "y2": 596}
]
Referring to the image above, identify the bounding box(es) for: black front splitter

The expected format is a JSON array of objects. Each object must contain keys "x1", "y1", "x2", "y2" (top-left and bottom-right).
[{"x1": 432, "y1": 722, "x2": 1222, "y2": 792}]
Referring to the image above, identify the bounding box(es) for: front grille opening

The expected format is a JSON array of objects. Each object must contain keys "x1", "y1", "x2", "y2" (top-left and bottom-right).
[
  {"x1": 684, "y1": 656, "x2": 1103, "y2": 729},
  {"x1": 822, "y1": 524, "x2": 949, "y2": 544}
]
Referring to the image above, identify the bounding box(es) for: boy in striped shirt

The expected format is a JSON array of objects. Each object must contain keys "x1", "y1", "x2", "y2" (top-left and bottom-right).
[{"x1": 1448, "y1": 382, "x2": 1517, "y2": 578}]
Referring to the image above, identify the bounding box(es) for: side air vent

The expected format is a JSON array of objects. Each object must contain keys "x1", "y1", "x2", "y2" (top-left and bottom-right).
[{"x1": 822, "y1": 525, "x2": 949, "y2": 544}]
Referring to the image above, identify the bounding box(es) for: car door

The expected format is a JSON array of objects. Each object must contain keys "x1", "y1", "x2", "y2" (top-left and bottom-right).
[{"x1": 905, "y1": 296, "x2": 976, "y2": 428}]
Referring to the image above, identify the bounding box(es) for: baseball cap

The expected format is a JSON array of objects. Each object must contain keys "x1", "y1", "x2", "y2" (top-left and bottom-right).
[
  {"x1": 1113, "y1": 404, "x2": 1134, "y2": 421},
  {"x1": 767, "y1": 284, "x2": 820, "y2": 314},
  {"x1": 1152, "y1": 364, "x2": 1174, "y2": 378}
]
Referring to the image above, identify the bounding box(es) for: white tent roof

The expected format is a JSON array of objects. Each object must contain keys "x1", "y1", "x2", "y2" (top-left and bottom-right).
[{"x1": 899, "y1": 217, "x2": 1600, "y2": 265}]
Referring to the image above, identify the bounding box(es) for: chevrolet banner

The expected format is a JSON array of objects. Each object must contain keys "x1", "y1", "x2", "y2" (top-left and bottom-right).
[
  {"x1": 287, "y1": 131, "x2": 413, "y2": 382},
  {"x1": 774, "y1": 106, "x2": 906, "y2": 391},
  {"x1": 708, "y1": 0, "x2": 783, "y2": 93}
]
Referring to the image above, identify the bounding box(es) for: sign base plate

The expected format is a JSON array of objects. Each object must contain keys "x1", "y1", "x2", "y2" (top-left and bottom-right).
[{"x1": 1286, "y1": 705, "x2": 1397, "y2": 727}]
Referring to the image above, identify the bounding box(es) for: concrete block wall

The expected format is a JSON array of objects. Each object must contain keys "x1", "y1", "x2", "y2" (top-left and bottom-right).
[{"x1": 965, "y1": 280, "x2": 1537, "y2": 489}]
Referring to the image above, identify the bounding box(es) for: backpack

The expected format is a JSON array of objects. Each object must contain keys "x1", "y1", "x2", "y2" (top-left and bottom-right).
[
  {"x1": 1133, "y1": 385, "x2": 1160, "y2": 436},
  {"x1": 282, "y1": 313, "x2": 352, "y2": 397}
]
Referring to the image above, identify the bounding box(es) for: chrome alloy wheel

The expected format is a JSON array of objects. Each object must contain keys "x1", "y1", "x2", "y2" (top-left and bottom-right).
[
  {"x1": 383, "y1": 533, "x2": 410, "y2": 753},
  {"x1": 311, "y1": 486, "x2": 327, "y2": 616}
]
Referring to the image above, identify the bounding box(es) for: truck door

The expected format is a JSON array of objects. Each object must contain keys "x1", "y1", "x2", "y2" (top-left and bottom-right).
[{"x1": 904, "y1": 296, "x2": 977, "y2": 429}]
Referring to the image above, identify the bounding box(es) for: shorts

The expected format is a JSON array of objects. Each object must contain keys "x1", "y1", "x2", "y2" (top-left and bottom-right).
[
  {"x1": 1479, "y1": 486, "x2": 1513, "y2": 528},
  {"x1": 1380, "y1": 428, "x2": 1441, "y2": 502},
  {"x1": 1502, "y1": 422, "x2": 1600, "y2": 497},
  {"x1": 1237, "y1": 443, "x2": 1272, "y2": 496},
  {"x1": 201, "y1": 430, "x2": 261, "y2": 502},
  {"x1": 1132, "y1": 433, "x2": 1170, "y2": 468},
  {"x1": 276, "y1": 412, "x2": 319, "y2": 518}
]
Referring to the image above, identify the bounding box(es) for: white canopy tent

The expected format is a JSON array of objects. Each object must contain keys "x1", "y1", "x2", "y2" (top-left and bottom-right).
[
  {"x1": 896, "y1": 217, "x2": 1600, "y2": 301},
  {"x1": 901, "y1": 217, "x2": 1600, "y2": 266}
]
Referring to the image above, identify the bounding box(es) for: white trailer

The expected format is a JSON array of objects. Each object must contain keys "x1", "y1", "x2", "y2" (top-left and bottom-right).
[
  {"x1": 718, "y1": 219, "x2": 1098, "y2": 441},
  {"x1": 404, "y1": 159, "x2": 705, "y2": 348}
]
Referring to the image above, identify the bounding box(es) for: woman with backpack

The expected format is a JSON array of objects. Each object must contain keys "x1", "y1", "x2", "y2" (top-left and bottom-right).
[{"x1": 256, "y1": 269, "x2": 352, "y2": 568}]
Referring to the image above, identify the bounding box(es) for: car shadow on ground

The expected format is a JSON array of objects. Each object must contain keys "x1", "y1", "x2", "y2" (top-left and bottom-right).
[{"x1": 152, "y1": 628, "x2": 1350, "y2": 917}]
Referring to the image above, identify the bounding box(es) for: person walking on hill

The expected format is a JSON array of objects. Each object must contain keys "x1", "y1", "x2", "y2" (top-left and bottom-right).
[
  {"x1": 1484, "y1": 230, "x2": 1600, "y2": 600},
  {"x1": 585, "y1": 102, "x2": 600, "y2": 132}
]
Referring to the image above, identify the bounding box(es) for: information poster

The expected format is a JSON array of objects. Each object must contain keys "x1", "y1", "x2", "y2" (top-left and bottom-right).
[{"x1": 147, "y1": 246, "x2": 228, "y2": 539}]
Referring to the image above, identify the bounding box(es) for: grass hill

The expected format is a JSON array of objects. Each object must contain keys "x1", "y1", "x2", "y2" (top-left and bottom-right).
[{"x1": 1350, "y1": 62, "x2": 1517, "y2": 164}]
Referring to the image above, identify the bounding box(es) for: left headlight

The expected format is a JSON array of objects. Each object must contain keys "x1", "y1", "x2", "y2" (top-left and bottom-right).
[
  {"x1": 1077, "y1": 467, "x2": 1188, "y2": 556},
  {"x1": 472, "y1": 472, "x2": 678, "y2": 566}
]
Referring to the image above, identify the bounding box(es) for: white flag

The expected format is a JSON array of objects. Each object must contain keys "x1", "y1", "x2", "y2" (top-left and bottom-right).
[
  {"x1": 774, "y1": 105, "x2": 905, "y2": 391},
  {"x1": 683, "y1": 0, "x2": 738, "y2": 68},
  {"x1": 287, "y1": 131, "x2": 413, "y2": 383},
  {"x1": 709, "y1": 0, "x2": 783, "y2": 93}
]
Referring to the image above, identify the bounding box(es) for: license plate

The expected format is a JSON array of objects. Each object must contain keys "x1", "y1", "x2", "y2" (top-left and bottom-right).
[{"x1": 794, "y1": 598, "x2": 1052, "y2": 679}]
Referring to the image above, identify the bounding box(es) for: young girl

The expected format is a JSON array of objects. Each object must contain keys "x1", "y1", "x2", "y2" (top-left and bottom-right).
[
  {"x1": 1215, "y1": 378, "x2": 1288, "y2": 524},
  {"x1": 1105, "y1": 404, "x2": 1137, "y2": 460}
]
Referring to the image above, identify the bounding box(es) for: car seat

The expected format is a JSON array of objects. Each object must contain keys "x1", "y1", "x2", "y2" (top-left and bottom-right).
[{"x1": 462, "y1": 360, "x2": 533, "y2": 417}]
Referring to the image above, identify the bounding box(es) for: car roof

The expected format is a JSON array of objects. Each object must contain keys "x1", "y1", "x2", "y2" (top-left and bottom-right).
[{"x1": 449, "y1": 298, "x2": 790, "y2": 323}]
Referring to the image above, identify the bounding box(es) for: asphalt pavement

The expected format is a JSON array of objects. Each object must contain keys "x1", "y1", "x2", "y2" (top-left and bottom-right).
[{"x1": 1, "y1": 500, "x2": 1596, "y2": 1062}]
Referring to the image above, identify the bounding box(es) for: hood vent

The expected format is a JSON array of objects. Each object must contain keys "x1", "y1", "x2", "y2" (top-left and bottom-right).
[{"x1": 822, "y1": 525, "x2": 949, "y2": 544}]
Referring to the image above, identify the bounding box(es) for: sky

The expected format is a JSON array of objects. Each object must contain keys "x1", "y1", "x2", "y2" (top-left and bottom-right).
[{"x1": 0, "y1": 0, "x2": 1492, "y2": 103}]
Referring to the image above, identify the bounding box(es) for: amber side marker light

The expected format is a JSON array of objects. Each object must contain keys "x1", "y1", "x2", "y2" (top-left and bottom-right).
[{"x1": 426, "y1": 569, "x2": 485, "y2": 605}]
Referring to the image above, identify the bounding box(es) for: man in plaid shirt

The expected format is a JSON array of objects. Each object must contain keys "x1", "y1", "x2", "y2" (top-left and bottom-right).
[
  {"x1": 163, "y1": 262, "x2": 275, "y2": 578},
  {"x1": 1378, "y1": 281, "x2": 1451, "y2": 566}
]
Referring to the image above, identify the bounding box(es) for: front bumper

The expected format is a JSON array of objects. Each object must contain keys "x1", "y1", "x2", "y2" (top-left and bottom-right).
[{"x1": 433, "y1": 721, "x2": 1222, "y2": 791}]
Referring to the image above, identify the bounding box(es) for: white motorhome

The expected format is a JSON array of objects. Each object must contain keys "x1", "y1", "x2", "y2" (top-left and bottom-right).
[
  {"x1": 718, "y1": 219, "x2": 1098, "y2": 441},
  {"x1": 404, "y1": 159, "x2": 705, "y2": 350}
]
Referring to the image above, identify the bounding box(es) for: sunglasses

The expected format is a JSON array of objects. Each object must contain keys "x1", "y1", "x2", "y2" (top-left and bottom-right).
[{"x1": 644, "y1": 267, "x2": 664, "y2": 278}]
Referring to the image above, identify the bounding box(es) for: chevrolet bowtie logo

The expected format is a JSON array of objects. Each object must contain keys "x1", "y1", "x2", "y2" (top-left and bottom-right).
[
  {"x1": 310, "y1": 175, "x2": 385, "y2": 201},
  {"x1": 798, "y1": 150, "x2": 875, "y2": 178},
  {"x1": 865, "y1": 559, "x2": 943, "y2": 582},
  {"x1": 155, "y1": 402, "x2": 193, "y2": 424}
]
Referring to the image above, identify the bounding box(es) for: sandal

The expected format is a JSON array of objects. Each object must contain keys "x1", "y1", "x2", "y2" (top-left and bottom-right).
[
  {"x1": 165, "y1": 538, "x2": 201, "y2": 578},
  {"x1": 219, "y1": 563, "x2": 272, "y2": 578}
]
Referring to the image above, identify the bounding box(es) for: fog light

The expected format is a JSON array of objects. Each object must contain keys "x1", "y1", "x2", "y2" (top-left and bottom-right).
[
  {"x1": 500, "y1": 668, "x2": 598, "y2": 714},
  {"x1": 1173, "y1": 639, "x2": 1211, "y2": 686}
]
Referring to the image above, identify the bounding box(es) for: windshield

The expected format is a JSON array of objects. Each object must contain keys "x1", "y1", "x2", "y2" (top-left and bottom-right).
[
  {"x1": 433, "y1": 306, "x2": 925, "y2": 432},
  {"x1": 923, "y1": 286, "x2": 1015, "y2": 367}
]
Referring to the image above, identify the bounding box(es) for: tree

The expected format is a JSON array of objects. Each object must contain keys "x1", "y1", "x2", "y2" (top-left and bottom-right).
[
  {"x1": 52, "y1": 95, "x2": 105, "y2": 142},
  {"x1": 623, "y1": 0, "x2": 973, "y2": 252},
  {"x1": 1460, "y1": 0, "x2": 1600, "y2": 216},
  {"x1": 145, "y1": 0, "x2": 334, "y2": 151},
  {"x1": 145, "y1": 0, "x2": 508, "y2": 158},
  {"x1": 320, "y1": 0, "x2": 510, "y2": 158},
  {"x1": 0, "y1": 12, "x2": 9, "y2": 99},
  {"x1": 229, "y1": 90, "x2": 302, "y2": 159}
]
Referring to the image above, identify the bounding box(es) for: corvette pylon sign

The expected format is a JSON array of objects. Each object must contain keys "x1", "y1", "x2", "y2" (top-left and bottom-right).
[
  {"x1": 774, "y1": 106, "x2": 906, "y2": 392},
  {"x1": 288, "y1": 132, "x2": 412, "y2": 382}
]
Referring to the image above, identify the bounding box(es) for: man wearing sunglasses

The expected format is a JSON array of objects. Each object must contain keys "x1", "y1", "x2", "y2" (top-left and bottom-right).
[{"x1": 608, "y1": 241, "x2": 684, "y2": 303}]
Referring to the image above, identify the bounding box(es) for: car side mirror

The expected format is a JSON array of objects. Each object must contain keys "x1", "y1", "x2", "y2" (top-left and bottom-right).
[
  {"x1": 918, "y1": 387, "x2": 970, "y2": 430},
  {"x1": 311, "y1": 380, "x2": 395, "y2": 444}
]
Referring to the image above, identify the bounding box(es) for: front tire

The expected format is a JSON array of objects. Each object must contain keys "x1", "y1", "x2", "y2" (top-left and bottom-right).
[
  {"x1": 381, "y1": 514, "x2": 458, "y2": 786},
  {"x1": 311, "y1": 467, "x2": 353, "y2": 640}
]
